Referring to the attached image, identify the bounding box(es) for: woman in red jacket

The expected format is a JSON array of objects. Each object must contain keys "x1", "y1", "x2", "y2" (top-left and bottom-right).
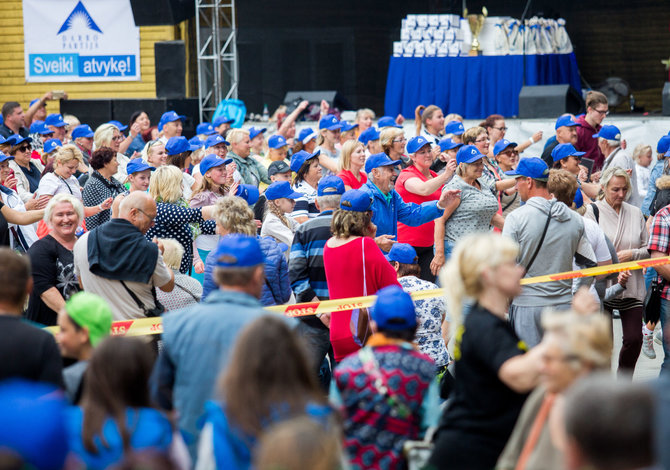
[{"x1": 323, "y1": 189, "x2": 400, "y2": 363}]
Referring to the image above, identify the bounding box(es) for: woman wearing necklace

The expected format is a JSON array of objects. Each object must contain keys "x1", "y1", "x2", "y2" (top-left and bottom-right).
[{"x1": 82, "y1": 148, "x2": 127, "y2": 230}]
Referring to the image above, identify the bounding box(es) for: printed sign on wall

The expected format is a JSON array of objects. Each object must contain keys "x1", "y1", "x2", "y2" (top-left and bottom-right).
[{"x1": 23, "y1": 0, "x2": 141, "y2": 82}]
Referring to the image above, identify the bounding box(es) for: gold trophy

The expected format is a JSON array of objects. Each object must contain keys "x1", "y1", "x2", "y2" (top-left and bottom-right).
[{"x1": 464, "y1": 6, "x2": 488, "y2": 56}]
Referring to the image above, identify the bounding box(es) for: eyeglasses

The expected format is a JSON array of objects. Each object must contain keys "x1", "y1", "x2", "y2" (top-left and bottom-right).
[
  {"x1": 393, "y1": 138, "x2": 407, "y2": 143},
  {"x1": 492, "y1": 126, "x2": 508, "y2": 132},
  {"x1": 593, "y1": 108, "x2": 609, "y2": 116},
  {"x1": 136, "y1": 208, "x2": 155, "y2": 222},
  {"x1": 112, "y1": 135, "x2": 125, "y2": 141},
  {"x1": 500, "y1": 150, "x2": 518, "y2": 157},
  {"x1": 474, "y1": 137, "x2": 490, "y2": 143}
]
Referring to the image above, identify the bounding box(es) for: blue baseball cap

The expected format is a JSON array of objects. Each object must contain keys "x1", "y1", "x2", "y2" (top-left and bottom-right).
[
  {"x1": 265, "y1": 181, "x2": 303, "y2": 200},
  {"x1": 493, "y1": 139, "x2": 518, "y2": 156},
  {"x1": 36, "y1": 122, "x2": 55, "y2": 135},
  {"x1": 456, "y1": 145, "x2": 485, "y2": 165},
  {"x1": 445, "y1": 120, "x2": 465, "y2": 135},
  {"x1": 108, "y1": 120, "x2": 128, "y2": 132},
  {"x1": 0, "y1": 380, "x2": 70, "y2": 470},
  {"x1": 290, "y1": 149, "x2": 320, "y2": 172},
  {"x1": 268, "y1": 160, "x2": 291, "y2": 177},
  {"x1": 297, "y1": 128, "x2": 317, "y2": 144},
  {"x1": 213, "y1": 234, "x2": 264, "y2": 268},
  {"x1": 339, "y1": 189, "x2": 373, "y2": 212},
  {"x1": 249, "y1": 127, "x2": 267, "y2": 140},
  {"x1": 196, "y1": 122, "x2": 217, "y2": 136},
  {"x1": 6, "y1": 135, "x2": 32, "y2": 147},
  {"x1": 268, "y1": 134, "x2": 288, "y2": 149},
  {"x1": 358, "y1": 127, "x2": 380, "y2": 145},
  {"x1": 235, "y1": 184, "x2": 260, "y2": 205},
  {"x1": 371, "y1": 285, "x2": 417, "y2": 331},
  {"x1": 0, "y1": 151, "x2": 14, "y2": 163},
  {"x1": 364, "y1": 152, "x2": 403, "y2": 173},
  {"x1": 212, "y1": 115, "x2": 235, "y2": 127},
  {"x1": 44, "y1": 113, "x2": 67, "y2": 128},
  {"x1": 555, "y1": 115, "x2": 580, "y2": 129},
  {"x1": 407, "y1": 135, "x2": 431, "y2": 154},
  {"x1": 29, "y1": 98, "x2": 41, "y2": 108},
  {"x1": 573, "y1": 187, "x2": 584, "y2": 209},
  {"x1": 438, "y1": 137, "x2": 463, "y2": 152},
  {"x1": 505, "y1": 157, "x2": 550, "y2": 180},
  {"x1": 377, "y1": 116, "x2": 402, "y2": 128},
  {"x1": 551, "y1": 143, "x2": 586, "y2": 162},
  {"x1": 200, "y1": 154, "x2": 232, "y2": 175},
  {"x1": 341, "y1": 121, "x2": 358, "y2": 132},
  {"x1": 188, "y1": 136, "x2": 205, "y2": 149},
  {"x1": 319, "y1": 114, "x2": 343, "y2": 131},
  {"x1": 126, "y1": 159, "x2": 155, "y2": 174},
  {"x1": 592, "y1": 124, "x2": 621, "y2": 141},
  {"x1": 385, "y1": 243, "x2": 417, "y2": 264},
  {"x1": 317, "y1": 175, "x2": 345, "y2": 196},
  {"x1": 71, "y1": 124, "x2": 94, "y2": 139},
  {"x1": 205, "y1": 134, "x2": 229, "y2": 149},
  {"x1": 29, "y1": 120, "x2": 45, "y2": 134},
  {"x1": 43, "y1": 138, "x2": 62, "y2": 154},
  {"x1": 159, "y1": 111, "x2": 185, "y2": 131},
  {"x1": 165, "y1": 136, "x2": 198, "y2": 155},
  {"x1": 657, "y1": 135, "x2": 670, "y2": 154}
]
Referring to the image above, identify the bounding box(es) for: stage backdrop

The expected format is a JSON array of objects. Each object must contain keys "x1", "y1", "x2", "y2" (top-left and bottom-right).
[{"x1": 22, "y1": 0, "x2": 140, "y2": 82}]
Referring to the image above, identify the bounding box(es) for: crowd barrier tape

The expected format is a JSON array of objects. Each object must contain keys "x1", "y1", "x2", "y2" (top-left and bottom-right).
[{"x1": 44, "y1": 256, "x2": 670, "y2": 337}]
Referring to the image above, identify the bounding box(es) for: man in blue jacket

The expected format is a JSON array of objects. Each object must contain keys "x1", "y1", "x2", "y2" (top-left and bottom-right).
[{"x1": 362, "y1": 148, "x2": 460, "y2": 252}]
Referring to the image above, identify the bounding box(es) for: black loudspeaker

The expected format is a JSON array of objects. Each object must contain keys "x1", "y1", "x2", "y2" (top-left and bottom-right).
[
  {"x1": 166, "y1": 98, "x2": 199, "y2": 137},
  {"x1": 111, "y1": 99, "x2": 169, "y2": 130},
  {"x1": 518, "y1": 85, "x2": 584, "y2": 118},
  {"x1": 129, "y1": 0, "x2": 195, "y2": 26},
  {"x1": 283, "y1": 90, "x2": 352, "y2": 113},
  {"x1": 59, "y1": 99, "x2": 113, "y2": 129},
  {"x1": 155, "y1": 41, "x2": 186, "y2": 99},
  {"x1": 662, "y1": 83, "x2": 670, "y2": 116}
]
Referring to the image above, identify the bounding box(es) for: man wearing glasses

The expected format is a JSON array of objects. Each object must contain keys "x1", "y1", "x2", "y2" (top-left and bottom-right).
[{"x1": 576, "y1": 91, "x2": 609, "y2": 171}]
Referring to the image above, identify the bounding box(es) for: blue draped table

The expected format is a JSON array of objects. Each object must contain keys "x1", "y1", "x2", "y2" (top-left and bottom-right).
[{"x1": 384, "y1": 52, "x2": 581, "y2": 119}]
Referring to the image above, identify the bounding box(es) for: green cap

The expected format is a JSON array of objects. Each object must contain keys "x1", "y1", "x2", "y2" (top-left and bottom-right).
[{"x1": 64, "y1": 292, "x2": 113, "y2": 347}]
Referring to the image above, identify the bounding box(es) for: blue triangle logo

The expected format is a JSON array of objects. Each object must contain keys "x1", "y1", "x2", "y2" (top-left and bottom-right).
[{"x1": 57, "y1": 1, "x2": 103, "y2": 35}]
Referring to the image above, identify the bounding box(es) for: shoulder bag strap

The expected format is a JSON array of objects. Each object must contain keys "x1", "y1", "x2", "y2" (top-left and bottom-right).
[
  {"x1": 524, "y1": 202, "x2": 554, "y2": 274},
  {"x1": 590, "y1": 202, "x2": 600, "y2": 224},
  {"x1": 174, "y1": 279, "x2": 201, "y2": 302},
  {"x1": 120, "y1": 280, "x2": 149, "y2": 314},
  {"x1": 361, "y1": 237, "x2": 367, "y2": 296}
]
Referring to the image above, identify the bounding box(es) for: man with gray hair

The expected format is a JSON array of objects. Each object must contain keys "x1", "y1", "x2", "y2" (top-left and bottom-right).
[
  {"x1": 289, "y1": 175, "x2": 344, "y2": 379},
  {"x1": 593, "y1": 124, "x2": 640, "y2": 206},
  {"x1": 73, "y1": 191, "x2": 174, "y2": 320}
]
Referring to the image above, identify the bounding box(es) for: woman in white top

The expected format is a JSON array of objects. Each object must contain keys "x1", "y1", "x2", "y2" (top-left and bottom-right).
[
  {"x1": 315, "y1": 114, "x2": 342, "y2": 176},
  {"x1": 261, "y1": 181, "x2": 301, "y2": 254},
  {"x1": 37, "y1": 145, "x2": 112, "y2": 221},
  {"x1": 142, "y1": 140, "x2": 168, "y2": 168}
]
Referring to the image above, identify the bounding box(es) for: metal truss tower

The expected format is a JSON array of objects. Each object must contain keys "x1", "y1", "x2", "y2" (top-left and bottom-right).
[{"x1": 195, "y1": 0, "x2": 239, "y2": 122}]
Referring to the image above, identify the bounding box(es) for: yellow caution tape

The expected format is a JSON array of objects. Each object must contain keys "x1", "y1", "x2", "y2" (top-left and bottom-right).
[{"x1": 44, "y1": 256, "x2": 670, "y2": 337}]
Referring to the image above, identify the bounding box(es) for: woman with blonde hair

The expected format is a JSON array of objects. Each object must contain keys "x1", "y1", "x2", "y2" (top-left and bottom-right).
[
  {"x1": 497, "y1": 309, "x2": 612, "y2": 470},
  {"x1": 428, "y1": 233, "x2": 543, "y2": 470},
  {"x1": 584, "y1": 167, "x2": 650, "y2": 371},
  {"x1": 633, "y1": 143, "x2": 653, "y2": 199},
  {"x1": 380, "y1": 127, "x2": 409, "y2": 185},
  {"x1": 146, "y1": 165, "x2": 217, "y2": 275},
  {"x1": 354, "y1": 108, "x2": 375, "y2": 139},
  {"x1": 94, "y1": 123, "x2": 129, "y2": 182},
  {"x1": 141, "y1": 140, "x2": 168, "y2": 168},
  {"x1": 37, "y1": 144, "x2": 112, "y2": 221},
  {"x1": 336, "y1": 140, "x2": 367, "y2": 190},
  {"x1": 25, "y1": 193, "x2": 84, "y2": 326}
]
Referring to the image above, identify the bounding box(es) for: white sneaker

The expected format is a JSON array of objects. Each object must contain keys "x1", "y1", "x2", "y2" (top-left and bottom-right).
[{"x1": 642, "y1": 327, "x2": 656, "y2": 359}]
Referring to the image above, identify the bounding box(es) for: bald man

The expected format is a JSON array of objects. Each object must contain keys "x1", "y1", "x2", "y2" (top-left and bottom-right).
[{"x1": 74, "y1": 191, "x2": 174, "y2": 320}]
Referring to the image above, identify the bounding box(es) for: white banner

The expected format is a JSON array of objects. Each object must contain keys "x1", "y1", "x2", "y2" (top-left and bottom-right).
[{"x1": 22, "y1": 0, "x2": 141, "y2": 82}]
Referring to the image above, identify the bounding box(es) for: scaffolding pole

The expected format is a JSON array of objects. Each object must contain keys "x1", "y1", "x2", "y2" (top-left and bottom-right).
[{"x1": 196, "y1": 0, "x2": 238, "y2": 123}]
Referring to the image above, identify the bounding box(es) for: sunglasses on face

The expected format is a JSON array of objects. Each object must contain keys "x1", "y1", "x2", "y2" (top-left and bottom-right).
[{"x1": 16, "y1": 145, "x2": 31, "y2": 152}]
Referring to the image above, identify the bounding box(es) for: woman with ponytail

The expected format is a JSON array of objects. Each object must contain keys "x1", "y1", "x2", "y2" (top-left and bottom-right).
[{"x1": 428, "y1": 233, "x2": 543, "y2": 470}]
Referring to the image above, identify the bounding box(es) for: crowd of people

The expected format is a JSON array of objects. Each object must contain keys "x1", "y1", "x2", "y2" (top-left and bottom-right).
[{"x1": 1, "y1": 89, "x2": 670, "y2": 470}]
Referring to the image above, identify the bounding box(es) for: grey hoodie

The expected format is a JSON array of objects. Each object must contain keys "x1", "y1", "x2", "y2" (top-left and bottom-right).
[{"x1": 503, "y1": 197, "x2": 596, "y2": 307}]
